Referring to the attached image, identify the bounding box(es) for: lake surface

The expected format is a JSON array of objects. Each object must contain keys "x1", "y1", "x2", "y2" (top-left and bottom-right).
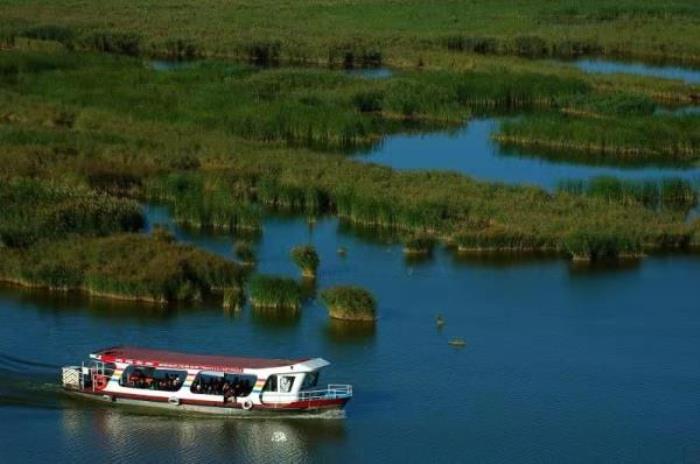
[
  {"x1": 1, "y1": 207, "x2": 700, "y2": 463},
  {"x1": 574, "y1": 59, "x2": 700, "y2": 84},
  {"x1": 354, "y1": 118, "x2": 700, "y2": 190}
]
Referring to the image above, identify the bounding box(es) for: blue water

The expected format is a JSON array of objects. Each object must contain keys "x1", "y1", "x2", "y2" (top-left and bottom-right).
[
  {"x1": 354, "y1": 118, "x2": 700, "y2": 190},
  {"x1": 1, "y1": 208, "x2": 700, "y2": 463},
  {"x1": 574, "y1": 59, "x2": 700, "y2": 84},
  {"x1": 345, "y1": 67, "x2": 394, "y2": 79},
  {"x1": 150, "y1": 59, "x2": 197, "y2": 71}
]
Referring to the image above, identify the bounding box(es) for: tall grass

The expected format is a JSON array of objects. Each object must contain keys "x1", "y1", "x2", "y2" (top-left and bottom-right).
[
  {"x1": 248, "y1": 274, "x2": 303, "y2": 310},
  {"x1": 2, "y1": 1, "x2": 699, "y2": 65},
  {"x1": 290, "y1": 245, "x2": 320, "y2": 278},
  {"x1": 0, "y1": 178, "x2": 143, "y2": 248},
  {"x1": 558, "y1": 177, "x2": 698, "y2": 212},
  {"x1": 320, "y1": 286, "x2": 377, "y2": 321},
  {"x1": 0, "y1": 234, "x2": 242, "y2": 303},
  {"x1": 0, "y1": 51, "x2": 594, "y2": 153},
  {"x1": 148, "y1": 173, "x2": 262, "y2": 232},
  {"x1": 497, "y1": 113, "x2": 700, "y2": 162}
]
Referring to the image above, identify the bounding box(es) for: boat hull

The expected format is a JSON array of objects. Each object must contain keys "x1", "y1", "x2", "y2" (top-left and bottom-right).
[{"x1": 64, "y1": 388, "x2": 349, "y2": 417}]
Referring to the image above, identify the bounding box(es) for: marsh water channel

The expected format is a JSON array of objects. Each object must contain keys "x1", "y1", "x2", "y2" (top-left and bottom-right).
[
  {"x1": 354, "y1": 117, "x2": 700, "y2": 190},
  {"x1": 1, "y1": 205, "x2": 700, "y2": 463}
]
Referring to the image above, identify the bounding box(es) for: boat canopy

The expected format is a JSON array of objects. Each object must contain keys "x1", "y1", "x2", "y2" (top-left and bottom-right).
[{"x1": 90, "y1": 346, "x2": 324, "y2": 373}]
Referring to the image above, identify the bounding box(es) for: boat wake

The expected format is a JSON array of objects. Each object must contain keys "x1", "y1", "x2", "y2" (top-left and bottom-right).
[{"x1": 0, "y1": 352, "x2": 63, "y2": 409}]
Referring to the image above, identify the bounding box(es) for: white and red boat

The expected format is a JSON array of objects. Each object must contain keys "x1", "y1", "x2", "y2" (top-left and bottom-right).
[{"x1": 61, "y1": 346, "x2": 352, "y2": 416}]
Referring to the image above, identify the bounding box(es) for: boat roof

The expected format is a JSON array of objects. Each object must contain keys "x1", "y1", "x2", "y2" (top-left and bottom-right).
[{"x1": 91, "y1": 346, "x2": 320, "y2": 373}]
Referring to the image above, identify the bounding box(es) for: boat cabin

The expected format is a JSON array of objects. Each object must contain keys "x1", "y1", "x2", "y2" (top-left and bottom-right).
[{"x1": 62, "y1": 346, "x2": 351, "y2": 413}]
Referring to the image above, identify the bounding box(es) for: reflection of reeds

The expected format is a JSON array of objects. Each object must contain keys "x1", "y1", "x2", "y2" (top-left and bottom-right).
[{"x1": 325, "y1": 318, "x2": 376, "y2": 344}]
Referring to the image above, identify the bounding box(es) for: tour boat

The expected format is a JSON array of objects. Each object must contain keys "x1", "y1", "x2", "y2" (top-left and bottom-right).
[{"x1": 61, "y1": 346, "x2": 352, "y2": 416}]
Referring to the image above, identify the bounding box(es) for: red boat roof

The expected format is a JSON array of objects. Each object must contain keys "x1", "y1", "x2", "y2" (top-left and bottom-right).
[{"x1": 91, "y1": 346, "x2": 309, "y2": 372}]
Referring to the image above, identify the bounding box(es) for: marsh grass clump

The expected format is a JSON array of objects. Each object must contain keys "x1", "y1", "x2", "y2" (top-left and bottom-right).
[
  {"x1": 290, "y1": 245, "x2": 320, "y2": 278},
  {"x1": 0, "y1": 178, "x2": 144, "y2": 248},
  {"x1": 148, "y1": 173, "x2": 262, "y2": 232},
  {"x1": 558, "y1": 177, "x2": 697, "y2": 211},
  {"x1": 320, "y1": 286, "x2": 377, "y2": 322},
  {"x1": 403, "y1": 235, "x2": 435, "y2": 255},
  {"x1": 223, "y1": 286, "x2": 245, "y2": 311},
  {"x1": 560, "y1": 93, "x2": 656, "y2": 117},
  {"x1": 234, "y1": 241, "x2": 256, "y2": 266},
  {"x1": 497, "y1": 114, "x2": 700, "y2": 162},
  {"x1": 563, "y1": 230, "x2": 643, "y2": 262},
  {"x1": 248, "y1": 274, "x2": 303, "y2": 310},
  {"x1": 0, "y1": 234, "x2": 242, "y2": 303}
]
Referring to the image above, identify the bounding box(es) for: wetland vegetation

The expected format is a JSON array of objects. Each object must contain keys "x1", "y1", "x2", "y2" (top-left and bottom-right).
[
  {"x1": 320, "y1": 286, "x2": 377, "y2": 322},
  {"x1": 0, "y1": 1, "x2": 699, "y2": 302}
]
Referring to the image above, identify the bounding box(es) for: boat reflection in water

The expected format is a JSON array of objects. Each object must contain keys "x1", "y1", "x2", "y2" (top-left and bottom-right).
[{"x1": 62, "y1": 405, "x2": 346, "y2": 463}]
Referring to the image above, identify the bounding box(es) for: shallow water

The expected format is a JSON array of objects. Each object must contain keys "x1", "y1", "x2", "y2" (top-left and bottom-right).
[
  {"x1": 149, "y1": 59, "x2": 197, "y2": 72},
  {"x1": 574, "y1": 58, "x2": 700, "y2": 84},
  {"x1": 1, "y1": 207, "x2": 700, "y2": 463},
  {"x1": 345, "y1": 67, "x2": 394, "y2": 79},
  {"x1": 354, "y1": 118, "x2": 700, "y2": 190}
]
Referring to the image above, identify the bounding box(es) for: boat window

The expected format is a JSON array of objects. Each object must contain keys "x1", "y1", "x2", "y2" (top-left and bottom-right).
[
  {"x1": 119, "y1": 366, "x2": 186, "y2": 391},
  {"x1": 262, "y1": 375, "x2": 277, "y2": 392},
  {"x1": 279, "y1": 375, "x2": 296, "y2": 393},
  {"x1": 191, "y1": 372, "x2": 257, "y2": 397},
  {"x1": 301, "y1": 372, "x2": 319, "y2": 390}
]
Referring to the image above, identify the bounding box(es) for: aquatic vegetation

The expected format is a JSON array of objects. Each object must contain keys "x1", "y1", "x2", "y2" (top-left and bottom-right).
[
  {"x1": 248, "y1": 275, "x2": 303, "y2": 310},
  {"x1": 497, "y1": 113, "x2": 700, "y2": 162},
  {"x1": 0, "y1": 178, "x2": 144, "y2": 248},
  {"x1": 223, "y1": 286, "x2": 245, "y2": 311},
  {"x1": 234, "y1": 241, "x2": 256, "y2": 266},
  {"x1": 148, "y1": 173, "x2": 262, "y2": 232},
  {"x1": 557, "y1": 177, "x2": 698, "y2": 212},
  {"x1": 403, "y1": 235, "x2": 436, "y2": 255},
  {"x1": 436, "y1": 313, "x2": 445, "y2": 328},
  {"x1": 320, "y1": 286, "x2": 377, "y2": 322},
  {"x1": 0, "y1": 234, "x2": 242, "y2": 303},
  {"x1": 559, "y1": 93, "x2": 657, "y2": 117},
  {"x1": 3, "y1": 1, "x2": 700, "y2": 65},
  {"x1": 290, "y1": 245, "x2": 320, "y2": 278}
]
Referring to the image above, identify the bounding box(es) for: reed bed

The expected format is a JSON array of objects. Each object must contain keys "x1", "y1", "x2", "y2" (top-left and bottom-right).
[
  {"x1": 0, "y1": 234, "x2": 242, "y2": 303},
  {"x1": 557, "y1": 177, "x2": 698, "y2": 212},
  {"x1": 148, "y1": 173, "x2": 262, "y2": 232},
  {"x1": 290, "y1": 245, "x2": 320, "y2": 278},
  {"x1": 2, "y1": 1, "x2": 699, "y2": 65},
  {"x1": 248, "y1": 275, "x2": 303, "y2": 310},
  {"x1": 0, "y1": 51, "x2": 595, "y2": 154},
  {"x1": 403, "y1": 235, "x2": 436, "y2": 255},
  {"x1": 234, "y1": 241, "x2": 256, "y2": 266},
  {"x1": 0, "y1": 178, "x2": 143, "y2": 248},
  {"x1": 497, "y1": 113, "x2": 700, "y2": 162},
  {"x1": 220, "y1": 149, "x2": 698, "y2": 260},
  {"x1": 320, "y1": 286, "x2": 377, "y2": 322}
]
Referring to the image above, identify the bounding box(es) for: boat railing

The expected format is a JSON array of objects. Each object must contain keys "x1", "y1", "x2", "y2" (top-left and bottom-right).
[{"x1": 299, "y1": 384, "x2": 352, "y2": 401}]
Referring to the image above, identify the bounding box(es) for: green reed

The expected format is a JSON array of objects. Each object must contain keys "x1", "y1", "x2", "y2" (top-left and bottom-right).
[
  {"x1": 320, "y1": 286, "x2": 377, "y2": 322},
  {"x1": 248, "y1": 274, "x2": 303, "y2": 310}
]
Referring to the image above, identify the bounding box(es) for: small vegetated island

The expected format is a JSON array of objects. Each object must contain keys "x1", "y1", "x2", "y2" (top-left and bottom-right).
[
  {"x1": 0, "y1": 1, "x2": 699, "y2": 304},
  {"x1": 321, "y1": 286, "x2": 377, "y2": 322}
]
